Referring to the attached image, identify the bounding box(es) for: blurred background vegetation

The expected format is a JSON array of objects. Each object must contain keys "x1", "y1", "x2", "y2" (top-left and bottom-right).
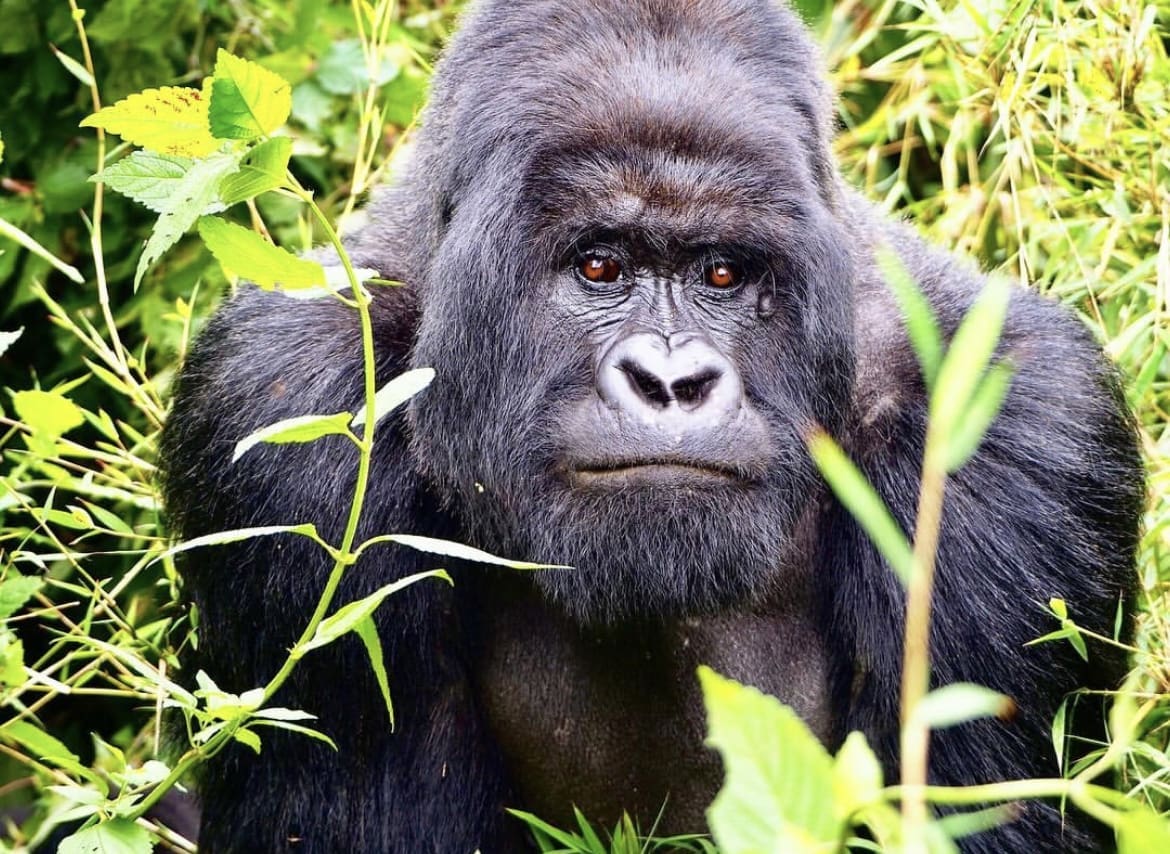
[{"x1": 0, "y1": 0, "x2": 1167, "y2": 850}]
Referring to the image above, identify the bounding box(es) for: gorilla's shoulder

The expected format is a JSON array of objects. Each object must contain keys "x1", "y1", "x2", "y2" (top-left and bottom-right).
[{"x1": 843, "y1": 190, "x2": 1131, "y2": 467}]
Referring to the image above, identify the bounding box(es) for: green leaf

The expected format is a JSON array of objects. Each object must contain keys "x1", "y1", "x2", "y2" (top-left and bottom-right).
[
  {"x1": 219, "y1": 137, "x2": 293, "y2": 205},
  {"x1": 93, "y1": 150, "x2": 210, "y2": 215},
  {"x1": 232, "y1": 727, "x2": 262, "y2": 754},
  {"x1": 877, "y1": 247, "x2": 943, "y2": 388},
  {"x1": 351, "y1": 368, "x2": 435, "y2": 430},
  {"x1": 232, "y1": 411, "x2": 354, "y2": 463},
  {"x1": 59, "y1": 819, "x2": 153, "y2": 854},
  {"x1": 135, "y1": 153, "x2": 241, "y2": 289},
  {"x1": 357, "y1": 533, "x2": 570, "y2": 570},
  {"x1": 832, "y1": 732, "x2": 884, "y2": 818},
  {"x1": 80, "y1": 79, "x2": 218, "y2": 157},
  {"x1": 159, "y1": 523, "x2": 325, "y2": 563},
  {"x1": 911, "y1": 683, "x2": 1014, "y2": 730},
  {"x1": 700, "y1": 667, "x2": 842, "y2": 853},
  {"x1": 944, "y1": 361, "x2": 1014, "y2": 472},
  {"x1": 209, "y1": 49, "x2": 292, "y2": 140},
  {"x1": 807, "y1": 430, "x2": 913, "y2": 585},
  {"x1": 295, "y1": 570, "x2": 451, "y2": 657},
  {"x1": 0, "y1": 327, "x2": 21, "y2": 357},
  {"x1": 1116, "y1": 807, "x2": 1170, "y2": 854},
  {"x1": 930, "y1": 278, "x2": 1011, "y2": 437},
  {"x1": 198, "y1": 216, "x2": 326, "y2": 291},
  {"x1": 0, "y1": 633, "x2": 27, "y2": 686},
  {"x1": 0, "y1": 219, "x2": 85, "y2": 284},
  {"x1": 11, "y1": 389, "x2": 85, "y2": 438},
  {"x1": 1, "y1": 719, "x2": 81, "y2": 767},
  {"x1": 0, "y1": 573, "x2": 44, "y2": 619},
  {"x1": 355, "y1": 616, "x2": 395, "y2": 728},
  {"x1": 49, "y1": 44, "x2": 94, "y2": 87}
]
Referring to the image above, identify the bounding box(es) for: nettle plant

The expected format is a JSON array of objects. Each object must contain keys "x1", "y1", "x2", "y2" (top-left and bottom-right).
[{"x1": 24, "y1": 47, "x2": 1165, "y2": 854}]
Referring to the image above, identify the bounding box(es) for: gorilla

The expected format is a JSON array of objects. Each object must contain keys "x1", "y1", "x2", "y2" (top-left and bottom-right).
[{"x1": 159, "y1": 0, "x2": 1143, "y2": 851}]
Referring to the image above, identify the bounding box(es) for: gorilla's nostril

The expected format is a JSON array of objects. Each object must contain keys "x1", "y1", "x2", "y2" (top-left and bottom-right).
[
  {"x1": 672, "y1": 369, "x2": 721, "y2": 408},
  {"x1": 620, "y1": 360, "x2": 671, "y2": 407}
]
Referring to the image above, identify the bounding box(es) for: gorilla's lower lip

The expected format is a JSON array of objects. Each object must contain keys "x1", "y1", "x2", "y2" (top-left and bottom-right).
[{"x1": 569, "y1": 462, "x2": 739, "y2": 484}]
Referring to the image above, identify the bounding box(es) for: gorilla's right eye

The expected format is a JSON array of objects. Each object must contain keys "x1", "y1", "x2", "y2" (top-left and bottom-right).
[{"x1": 578, "y1": 254, "x2": 623, "y2": 284}]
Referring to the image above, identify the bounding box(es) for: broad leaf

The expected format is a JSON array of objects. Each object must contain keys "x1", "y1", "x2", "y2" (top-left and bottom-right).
[
  {"x1": 11, "y1": 389, "x2": 85, "y2": 438},
  {"x1": 198, "y1": 216, "x2": 326, "y2": 291},
  {"x1": 93, "y1": 151, "x2": 217, "y2": 215},
  {"x1": 81, "y1": 80, "x2": 217, "y2": 157},
  {"x1": 209, "y1": 50, "x2": 292, "y2": 140},
  {"x1": 219, "y1": 136, "x2": 293, "y2": 205},
  {"x1": 59, "y1": 819, "x2": 152, "y2": 854},
  {"x1": 701, "y1": 667, "x2": 841, "y2": 853},
  {"x1": 135, "y1": 153, "x2": 241, "y2": 289}
]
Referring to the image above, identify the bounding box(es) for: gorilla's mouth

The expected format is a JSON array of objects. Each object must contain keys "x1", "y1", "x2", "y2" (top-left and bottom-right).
[{"x1": 568, "y1": 459, "x2": 742, "y2": 485}]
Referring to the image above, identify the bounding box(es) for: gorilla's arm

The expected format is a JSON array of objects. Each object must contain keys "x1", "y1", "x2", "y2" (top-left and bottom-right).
[
  {"x1": 160, "y1": 287, "x2": 515, "y2": 852},
  {"x1": 821, "y1": 206, "x2": 1142, "y2": 852}
]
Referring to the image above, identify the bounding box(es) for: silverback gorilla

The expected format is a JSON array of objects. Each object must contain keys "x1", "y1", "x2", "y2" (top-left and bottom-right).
[{"x1": 160, "y1": 0, "x2": 1143, "y2": 851}]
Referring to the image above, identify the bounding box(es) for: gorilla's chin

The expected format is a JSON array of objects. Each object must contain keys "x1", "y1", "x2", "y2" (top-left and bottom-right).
[{"x1": 510, "y1": 474, "x2": 815, "y2": 624}]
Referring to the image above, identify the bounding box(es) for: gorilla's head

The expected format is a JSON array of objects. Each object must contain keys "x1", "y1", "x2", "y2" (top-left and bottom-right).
[{"x1": 400, "y1": 0, "x2": 855, "y2": 622}]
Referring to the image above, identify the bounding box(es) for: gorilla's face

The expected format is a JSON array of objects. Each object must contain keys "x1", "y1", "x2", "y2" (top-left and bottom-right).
[{"x1": 407, "y1": 2, "x2": 854, "y2": 623}]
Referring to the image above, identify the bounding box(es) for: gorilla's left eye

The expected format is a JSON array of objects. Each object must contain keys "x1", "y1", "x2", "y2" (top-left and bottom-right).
[
  {"x1": 704, "y1": 262, "x2": 740, "y2": 289},
  {"x1": 578, "y1": 254, "x2": 623, "y2": 284}
]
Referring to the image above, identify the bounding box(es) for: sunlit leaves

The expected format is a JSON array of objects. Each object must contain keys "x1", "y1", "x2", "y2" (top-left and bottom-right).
[
  {"x1": 218, "y1": 137, "x2": 293, "y2": 206},
  {"x1": 80, "y1": 80, "x2": 217, "y2": 157},
  {"x1": 209, "y1": 49, "x2": 292, "y2": 140},
  {"x1": 198, "y1": 216, "x2": 326, "y2": 291},
  {"x1": 92, "y1": 151, "x2": 211, "y2": 215}
]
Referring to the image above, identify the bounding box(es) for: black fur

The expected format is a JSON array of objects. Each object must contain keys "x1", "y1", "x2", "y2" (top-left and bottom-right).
[{"x1": 160, "y1": 1, "x2": 1143, "y2": 851}]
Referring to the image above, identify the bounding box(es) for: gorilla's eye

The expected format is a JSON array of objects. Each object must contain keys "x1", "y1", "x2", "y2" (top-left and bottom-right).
[
  {"x1": 705, "y1": 262, "x2": 739, "y2": 289},
  {"x1": 579, "y1": 254, "x2": 623, "y2": 284}
]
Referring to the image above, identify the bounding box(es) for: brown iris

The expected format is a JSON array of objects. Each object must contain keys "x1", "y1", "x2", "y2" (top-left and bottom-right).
[
  {"x1": 580, "y1": 255, "x2": 622, "y2": 284},
  {"x1": 705, "y1": 262, "x2": 738, "y2": 288}
]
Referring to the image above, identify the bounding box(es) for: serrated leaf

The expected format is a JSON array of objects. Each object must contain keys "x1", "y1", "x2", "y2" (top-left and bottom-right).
[
  {"x1": 198, "y1": 216, "x2": 326, "y2": 291},
  {"x1": 59, "y1": 819, "x2": 152, "y2": 854},
  {"x1": 135, "y1": 153, "x2": 241, "y2": 289},
  {"x1": 10, "y1": 389, "x2": 85, "y2": 439},
  {"x1": 808, "y1": 430, "x2": 913, "y2": 585},
  {"x1": 93, "y1": 150, "x2": 219, "y2": 215},
  {"x1": 232, "y1": 412, "x2": 353, "y2": 463},
  {"x1": 701, "y1": 667, "x2": 841, "y2": 853},
  {"x1": 219, "y1": 136, "x2": 293, "y2": 205},
  {"x1": 351, "y1": 368, "x2": 435, "y2": 430},
  {"x1": 210, "y1": 50, "x2": 292, "y2": 140},
  {"x1": 295, "y1": 570, "x2": 451, "y2": 657},
  {"x1": 80, "y1": 80, "x2": 218, "y2": 157}
]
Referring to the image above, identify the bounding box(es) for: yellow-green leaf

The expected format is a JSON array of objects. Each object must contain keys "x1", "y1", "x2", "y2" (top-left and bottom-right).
[
  {"x1": 10, "y1": 389, "x2": 85, "y2": 439},
  {"x1": 210, "y1": 50, "x2": 292, "y2": 140},
  {"x1": 80, "y1": 80, "x2": 217, "y2": 157},
  {"x1": 198, "y1": 216, "x2": 325, "y2": 290}
]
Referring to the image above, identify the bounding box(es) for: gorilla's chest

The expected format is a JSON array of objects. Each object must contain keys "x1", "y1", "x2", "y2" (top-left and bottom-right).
[{"x1": 472, "y1": 580, "x2": 833, "y2": 834}]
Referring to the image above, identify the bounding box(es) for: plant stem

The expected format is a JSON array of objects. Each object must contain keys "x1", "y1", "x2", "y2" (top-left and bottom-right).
[{"x1": 899, "y1": 425, "x2": 950, "y2": 852}]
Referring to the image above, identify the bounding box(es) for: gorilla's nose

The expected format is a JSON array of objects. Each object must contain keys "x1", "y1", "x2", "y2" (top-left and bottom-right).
[{"x1": 598, "y1": 331, "x2": 743, "y2": 423}]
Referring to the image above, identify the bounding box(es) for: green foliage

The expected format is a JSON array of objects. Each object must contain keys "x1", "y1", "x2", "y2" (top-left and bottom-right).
[{"x1": 2, "y1": 0, "x2": 1170, "y2": 851}]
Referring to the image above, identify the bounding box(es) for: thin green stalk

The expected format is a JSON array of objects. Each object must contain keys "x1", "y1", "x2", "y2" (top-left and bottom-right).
[
  {"x1": 131, "y1": 182, "x2": 379, "y2": 823},
  {"x1": 899, "y1": 426, "x2": 950, "y2": 851}
]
